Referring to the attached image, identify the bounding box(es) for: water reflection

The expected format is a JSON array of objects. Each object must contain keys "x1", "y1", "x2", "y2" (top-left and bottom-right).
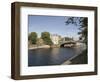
[{"x1": 28, "y1": 46, "x2": 85, "y2": 66}]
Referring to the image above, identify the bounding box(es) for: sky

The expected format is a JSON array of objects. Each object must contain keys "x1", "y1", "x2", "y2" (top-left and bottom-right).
[{"x1": 28, "y1": 15, "x2": 80, "y2": 40}]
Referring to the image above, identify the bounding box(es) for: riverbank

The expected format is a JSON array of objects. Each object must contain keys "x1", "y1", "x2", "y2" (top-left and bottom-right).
[
  {"x1": 70, "y1": 50, "x2": 87, "y2": 64},
  {"x1": 28, "y1": 44, "x2": 61, "y2": 50},
  {"x1": 61, "y1": 50, "x2": 87, "y2": 65},
  {"x1": 28, "y1": 45, "x2": 50, "y2": 50}
]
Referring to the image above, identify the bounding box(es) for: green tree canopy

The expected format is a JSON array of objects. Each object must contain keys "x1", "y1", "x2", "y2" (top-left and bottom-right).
[
  {"x1": 65, "y1": 17, "x2": 88, "y2": 45},
  {"x1": 28, "y1": 32, "x2": 37, "y2": 44},
  {"x1": 41, "y1": 32, "x2": 53, "y2": 45}
]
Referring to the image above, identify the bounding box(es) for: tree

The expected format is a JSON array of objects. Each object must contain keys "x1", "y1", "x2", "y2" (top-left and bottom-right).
[
  {"x1": 29, "y1": 32, "x2": 37, "y2": 44},
  {"x1": 65, "y1": 17, "x2": 88, "y2": 45},
  {"x1": 36, "y1": 38, "x2": 44, "y2": 46},
  {"x1": 41, "y1": 32, "x2": 53, "y2": 45}
]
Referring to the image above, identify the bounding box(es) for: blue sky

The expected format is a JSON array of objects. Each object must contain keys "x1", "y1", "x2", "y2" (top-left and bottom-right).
[{"x1": 28, "y1": 15, "x2": 80, "y2": 40}]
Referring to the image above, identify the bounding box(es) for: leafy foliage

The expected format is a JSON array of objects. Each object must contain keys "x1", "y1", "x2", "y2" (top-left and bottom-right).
[
  {"x1": 28, "y1": 32, "x2": 37, "y2": 44},
  {"x1": 41, "y1": 32, "x2": 53, "y2": 45},
  {"x1": 65, "y1": 17, "x2": 88, "y2": 45}
]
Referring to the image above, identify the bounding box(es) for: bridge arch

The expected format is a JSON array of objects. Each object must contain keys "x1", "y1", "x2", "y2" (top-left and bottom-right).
[{"x1": 60, "y1": 41, "x2": 76, "y2": 47}]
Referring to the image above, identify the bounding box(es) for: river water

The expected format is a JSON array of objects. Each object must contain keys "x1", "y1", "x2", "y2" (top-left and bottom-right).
[{"x1": 28, "y1": 44, "x2": 86, "y2": 66}]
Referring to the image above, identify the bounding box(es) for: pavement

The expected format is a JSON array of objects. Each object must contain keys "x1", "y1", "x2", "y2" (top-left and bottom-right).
[{"x1": 61, "y1": 50, "x2": 87, "y2": 65}]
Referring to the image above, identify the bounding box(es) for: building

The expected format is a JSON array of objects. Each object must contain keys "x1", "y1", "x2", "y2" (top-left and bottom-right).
[{"x1": 50, "y1": 34, "x2": 61, "y2": 44}]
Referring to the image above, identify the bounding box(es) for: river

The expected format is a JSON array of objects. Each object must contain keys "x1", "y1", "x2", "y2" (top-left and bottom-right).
[{"x1": 28, "y1": 44, "x2": 86, "y2": 66}]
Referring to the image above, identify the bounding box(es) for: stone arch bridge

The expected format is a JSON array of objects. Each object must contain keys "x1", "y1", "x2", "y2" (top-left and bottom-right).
[{"x1": 60, "y1": 41, "x2": 76, "y2": 47}]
